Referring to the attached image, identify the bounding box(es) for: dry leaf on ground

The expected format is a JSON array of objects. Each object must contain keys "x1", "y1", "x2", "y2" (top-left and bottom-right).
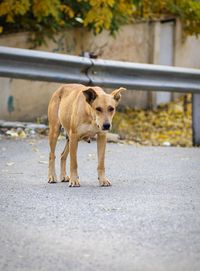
[{"x1": 112, "y1": 94, "x2": 192, "y2": 147}]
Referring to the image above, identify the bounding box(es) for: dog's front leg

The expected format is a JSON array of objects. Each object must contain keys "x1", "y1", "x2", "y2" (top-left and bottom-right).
[
  {"x1": 97, "y1": 133, "x2": 111, "y2": 186},
  {"x1": 69, "y1": 132, "x2": 80, "y2": 187}
]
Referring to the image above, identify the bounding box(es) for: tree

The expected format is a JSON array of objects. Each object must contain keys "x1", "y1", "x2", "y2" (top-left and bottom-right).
[
  {"x1": 0, "y1": 0, "x2": 200, "y2": 47},
  {"x1": 133, "y1": 0, "x2": 200, "y2": 37},
  {"x1": 0, "y1": 0, "x2": 134, "y2": 46}
]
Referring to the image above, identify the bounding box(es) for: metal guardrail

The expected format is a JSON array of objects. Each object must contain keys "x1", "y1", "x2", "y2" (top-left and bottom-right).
[
  {"x1": 0, "y1": 46, "x2": 200, "y2": 145},
  {"x1": 89, "y1": 59, "x2": 200, "y2": 93},
  {"x1": 0, "y1": 46, "x2": 200, "y2": 92},
  {"x1": 0, "y1": 46, "x2": 91, "y2": 84}
]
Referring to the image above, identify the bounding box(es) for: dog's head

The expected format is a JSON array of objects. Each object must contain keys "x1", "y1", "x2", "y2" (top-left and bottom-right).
[{"x1": 83, "y1": 87, "x2": 126, "y2": 131}]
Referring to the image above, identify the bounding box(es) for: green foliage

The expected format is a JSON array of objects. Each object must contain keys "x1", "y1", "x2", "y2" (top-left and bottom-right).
[{"x1": 0, "y1": 0, "x2": 200, "y2": 47}]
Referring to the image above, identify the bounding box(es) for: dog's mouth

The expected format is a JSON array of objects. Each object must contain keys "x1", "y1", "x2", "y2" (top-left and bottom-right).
[
  {"x1": 102, "y1": 127, "x2": 110, "y2": 131},
  {"x1": 102, "y1": 123, "x2": 111, "y2": 131},
  {"x1": 96, "y1": 123, "x2": 111, "y2": 131}
]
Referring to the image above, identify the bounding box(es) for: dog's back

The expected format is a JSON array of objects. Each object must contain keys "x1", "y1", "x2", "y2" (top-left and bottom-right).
[{"x1": 48, "y1": 84, "x2": 84, "y2": 130}]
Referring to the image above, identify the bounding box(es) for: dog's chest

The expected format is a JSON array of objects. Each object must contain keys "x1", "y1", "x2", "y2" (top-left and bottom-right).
[{"x1": 77, "y1": 123, "x2": 99, "y2": 140}]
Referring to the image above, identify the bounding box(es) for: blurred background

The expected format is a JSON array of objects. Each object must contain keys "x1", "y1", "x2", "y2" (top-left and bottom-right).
[{"x1": 0, "y1": 0, "x2": 200, "y2": 146}]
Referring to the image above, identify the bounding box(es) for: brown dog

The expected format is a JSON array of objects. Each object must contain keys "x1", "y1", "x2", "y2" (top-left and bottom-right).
[{"x1": 48, "y1": 84, "x2": 125, "y2": 187}]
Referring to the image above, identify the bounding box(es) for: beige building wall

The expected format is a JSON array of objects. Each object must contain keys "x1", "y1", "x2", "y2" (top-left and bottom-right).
[
  {"x1": 0, "y1": 21, "x2": 200, "y2": 121},
  {"x1": 173, "y1": 19, "x2": 200, "y2": 100},
  {"x1": 174, "y1": 20, "x2": 200, "y2": 69},
  {"x1": 0, "y1": 23, "x2": 151, "y2": 121}
]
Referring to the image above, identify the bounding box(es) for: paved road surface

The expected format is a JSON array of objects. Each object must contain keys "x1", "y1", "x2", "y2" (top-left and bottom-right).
[{"x1": 0, "y1": 138, "x2": 200, "y2": 271}]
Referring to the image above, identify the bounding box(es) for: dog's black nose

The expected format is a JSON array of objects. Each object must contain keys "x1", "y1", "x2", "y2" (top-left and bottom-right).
[{"x1": 102, "y1": 123, "x2": 110, "y2": 130}]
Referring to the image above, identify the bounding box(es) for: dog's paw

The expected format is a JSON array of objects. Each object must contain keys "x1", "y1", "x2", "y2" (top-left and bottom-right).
[
  {"x1": 48, "y1": 175, "x2": 57, "y2": 183},
  {"x1": 99, "y1": 178, "x2": 112, "y2": 187},
  {"x1": 61, "y1": 175, "x2": 70, "y2": 182},
  {"x1": 69, "y1": 178, "x2": 80, "y2": 187}
]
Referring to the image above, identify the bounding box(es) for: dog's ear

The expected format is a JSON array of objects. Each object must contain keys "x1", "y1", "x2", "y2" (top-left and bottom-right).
[
  {"x1": 111, "y1": 87, "x2": 126, "y2": 103},
  {"x1": 83, "y1": 88, "x2": 97, "y2": 105}
]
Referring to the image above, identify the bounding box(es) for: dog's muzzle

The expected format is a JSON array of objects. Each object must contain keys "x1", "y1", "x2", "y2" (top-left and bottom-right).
[{"x1": 102, "y1": 122, "x2": 111, "y2": 131}]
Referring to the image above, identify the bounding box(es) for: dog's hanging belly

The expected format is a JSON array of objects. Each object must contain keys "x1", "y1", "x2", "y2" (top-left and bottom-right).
[
  {"x1": 83, "y1": 137, "x2": 91, "y2": 143},
  {"x1": 77, "y1": 123, "x2": 99, "y2": 142}
]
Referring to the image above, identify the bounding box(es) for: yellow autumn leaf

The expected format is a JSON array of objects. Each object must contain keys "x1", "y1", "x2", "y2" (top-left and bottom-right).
[
  {"x1": 60, "y1": 5, "x2": 74, "y2": 18},
  {"x1": 112, "y1": 94, "x2": 192, "y2": 147},
  {"x1": 6, "y1": 14, "x2": 14, "y2": 23},
  {"x1": 0, "y1": 1, "x2": 11, "y2": 16}
]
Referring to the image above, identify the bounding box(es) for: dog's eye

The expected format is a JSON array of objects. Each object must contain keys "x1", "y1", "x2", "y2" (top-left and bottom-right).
[
  {"x1": 96, "y1": 107, "x2": 102, "y2": 112},
  {"x1": 108, "y1": 106, "x2": 114, "y2": 112}
]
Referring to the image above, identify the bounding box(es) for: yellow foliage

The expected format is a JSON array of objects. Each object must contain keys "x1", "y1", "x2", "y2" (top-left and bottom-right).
[
  {"x1": 32, "y1": 0, "x2": 60, "y2": 22},
  {"x1": 133, "y1": 0, "x2": 200, "y2": 37},
  {"x1": 118, "y1": 0, "x2": 134, "y2": 16},
  {"x1": 60, "y1": 5, "x2": 74, "y2": 19},
  {"x1": 139, "y1": 0, "x2": 169, "y2": 19},
  {"x1": 112, "y1": 94, "x2": 192, "y2": 147},
  {"x1": 0, "y1": 0, "x2": 30, "y2": 23},
  {"x1": 83, "y1": 0, "x2": 113, "y2": 33},
  {"x1": 83, "y1": 0, "x2": 135, "y2": 33},
  {"x1": 0, "y1": 0, "x2": 199, "y2": 42},
  {"x1": 88, "y1": 11, "x2": 112, "y2": 32}
]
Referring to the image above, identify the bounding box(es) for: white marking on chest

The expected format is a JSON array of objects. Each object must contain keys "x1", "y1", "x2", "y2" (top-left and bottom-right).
[{"x1": 77, "y1": 123, "x2": 99, "y2": 139}]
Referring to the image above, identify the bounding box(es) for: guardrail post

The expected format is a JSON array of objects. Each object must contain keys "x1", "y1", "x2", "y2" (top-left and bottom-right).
[{"x1": 192, "y1": 94, "x2": 200, "y2": 146}]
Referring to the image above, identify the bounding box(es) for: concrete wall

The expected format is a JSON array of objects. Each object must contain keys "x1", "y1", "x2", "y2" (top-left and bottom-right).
[
  {"x1": 174, "y1": 20, "x2": 200, "y2": 69},
  {"x1": 173, "y1": 19, "x2": 200, "y2": 101},
  {"x1": 148, "y1": 19, "x2": 200, "y2": 106},
  {"x1": 0, "y1": 23, "x2": 151, "y2": 121},
  {"x1": 0, "y1": 20, "x2": 200, "y2": 121}
]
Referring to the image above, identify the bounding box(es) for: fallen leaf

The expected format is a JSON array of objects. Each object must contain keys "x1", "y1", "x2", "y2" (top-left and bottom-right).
[
  {"x1": 6, "y1": 130, "x2": 18, "y2": 137},
  {"x1": 6, "y1": 162, "x2": 15, "y2": 166},
  {"x1": 112, "y1": 94, "x2": 192, "y2": 147},
  {"x1": 38, "y1": 160, "x2": 48, "y2": 164},
  {"x1": 18, "y1": 130, "x2": 27, "y2": 139}
]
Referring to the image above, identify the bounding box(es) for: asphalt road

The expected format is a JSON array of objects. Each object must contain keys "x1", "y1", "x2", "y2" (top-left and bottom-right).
[{"x1": 0, "y1": 138, "x2": 200, "y2": 271}]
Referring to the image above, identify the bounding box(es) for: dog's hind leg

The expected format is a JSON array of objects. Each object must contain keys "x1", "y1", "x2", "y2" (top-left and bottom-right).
[
  {"x1": 68, "y1": 132, "x2": 80, "y2": 187},
  {"x1": 60, "y1": 138, "x2": 70, "y2": 182},
  {"x1": 48, "y1": 122, "x2": 60, "y2": 183},
  {"x1": 48, "y1": 91, "x2": 61, "y2": 183}
]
